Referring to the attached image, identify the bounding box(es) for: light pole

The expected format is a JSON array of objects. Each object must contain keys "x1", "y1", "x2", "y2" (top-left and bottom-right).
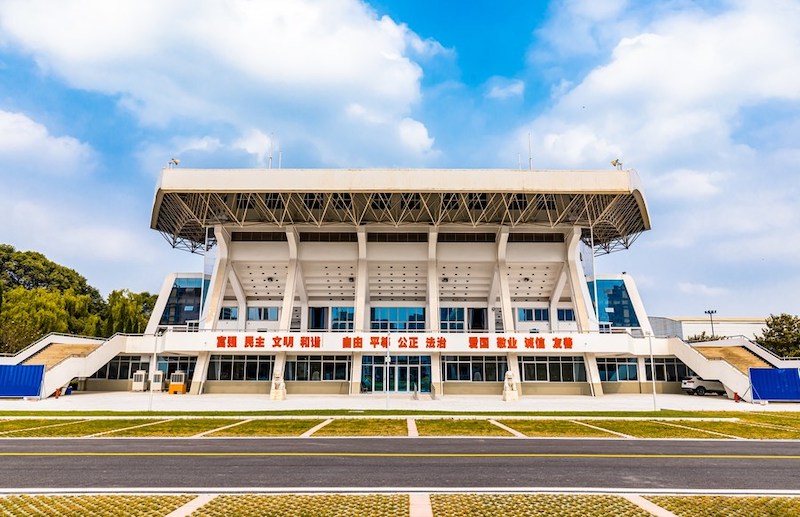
[
  {"x1": 704, "y1": 309, "x2": 717, "y2": 338},
  {"x1": 646, "y1": 331, "x2": 658, "y2": 411}
]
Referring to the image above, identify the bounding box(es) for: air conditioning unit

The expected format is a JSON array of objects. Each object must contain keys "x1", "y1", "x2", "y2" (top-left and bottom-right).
[
  {"x1": 132, "y1": 370, "x2": 148, "y2": 392},
  {"x1": 168, "y1": 371, "x2": 187, "y2": 394},
  {"x1": 151, "y1": 371, "x2": 164, "y2": 392}
]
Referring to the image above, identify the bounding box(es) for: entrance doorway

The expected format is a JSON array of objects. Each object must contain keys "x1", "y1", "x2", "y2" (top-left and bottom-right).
[{"x1": 361, "y1": 355, "x2": 431, "y2": 393}]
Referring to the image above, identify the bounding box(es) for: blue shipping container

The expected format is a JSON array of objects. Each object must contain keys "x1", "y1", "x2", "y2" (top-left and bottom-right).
[
  {"x1": 750, "y1": 368, "x2": 800, "y2": 402},
  {"x1": 0, "y1": 364, "x2": 45, "y2": 397}
]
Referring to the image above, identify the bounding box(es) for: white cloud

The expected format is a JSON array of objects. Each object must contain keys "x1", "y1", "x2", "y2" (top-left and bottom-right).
[
  {"x1": 648, "y1": 169, "x2": 724, "y2": 200},
  {"x1": 233, "y1": 130, "x2": 274, "y2": 167},
  {"x1": 677, "y1": 282, "x2": 730, "y2": 297},
  {"x1": 397, "y1": 117, "x2": 435, "y2": 157},
  {"x1": 0, "y1": 0, "x2": 441, "y2": 165},
  {"x1": 486, "y1": 78, "x2": 525, "y2": 100},
  {"x1": 0, "y1": 109, "x2": 95, "y2": 177}
]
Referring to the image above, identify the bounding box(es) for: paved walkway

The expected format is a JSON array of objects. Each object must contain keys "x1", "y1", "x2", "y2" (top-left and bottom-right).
[{"x1": 1, "y1": 391, "x2": 798, "y2": 412}]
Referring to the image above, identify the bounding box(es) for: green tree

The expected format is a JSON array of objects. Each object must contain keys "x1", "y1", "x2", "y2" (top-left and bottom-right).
[
  {"x1": 0, "y1": 287, "x2": 70, "y2": 353},
  {"x1": 0, "y1": 244, "x2": 105, "y2": 314},
  {"x1": 755, "y1": 313, "x2": 800, "y2": 357},
  {"x1": 104, "y1": 289, "x2": 158, "y2": 335}
]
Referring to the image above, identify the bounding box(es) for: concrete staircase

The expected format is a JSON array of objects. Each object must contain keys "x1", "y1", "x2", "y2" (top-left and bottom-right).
[
  {"x1": 668, "y1": 338, "x2": 752, "y2": 401},
  {"x1": 23, "y1": 343, "x2": 102, "y2": 370},
  {"x1": 694, "y1": 345, "x2": 772, "y2": 374}
]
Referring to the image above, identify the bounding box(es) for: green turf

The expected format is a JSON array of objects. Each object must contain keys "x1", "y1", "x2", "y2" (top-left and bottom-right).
[
  {"x1": 206, "y1": 419, "x2": 324, "y2": 437},
  {"x1": 0, "y1": 419, "x2": 83, "y2": 434},
  {"x1": 313, "y1": 418, "x2": 409, "y2": 436},
  {"x1": 9, "y1": 419, "x2": 164, "y2": 437},
  {"x1": 583, "y1": 420, "x2": 722, "y2": 439},
  {"x1": 497, "y1": 419, "x2": 616, "y2": 437},
  {"x1": 105, "y1": 418, "x2": 241, "y2": 437},
  {"x1": 416, "y1": 419, "x2": 512, "y2": 437}
]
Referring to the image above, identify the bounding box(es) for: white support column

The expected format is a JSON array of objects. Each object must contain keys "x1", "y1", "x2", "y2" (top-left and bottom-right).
[
  {"x1": 349, "y1": 352, "x2": 363, "y2": 394},
  {"x1": 189, "y1": 352, "x2": 210, "y2": 395},
  {"x1": 622, "y1": 273, "x2": 654, "y2": 335},
  {"x1": 228, "y1": 269, "x2": 247, "y2": 331},
  {"x1": 637, "y1": 356, "x2": 649, "y2": 394},
  {"x1": 565, "y1": 228, "x2": 598, "y2": 333},
  {"x1": 354, "y1": 227, "x2": 369, "y2": 332},
  {"x1": 496, "y1": 227, "x2": 515, "y2": 332},
  {"x1": 270, "y1": 351, "x2": 288, "y2": 399},
  {"x1": 549, "y1": 266, "x2": 568, "y2": 332},
  {"x1": 430, "y1": 352, "x2": 443, "y2": 399},
  {"x1": 427, "y1": 228, "x2": 440, "y2": 332},
  {"x1": 506, "y1": 352, "x2": 521, "y2": 393},
  {"x1": 279, "y1": 227, "x2": 298, "y2": 332},
  {"x1": 584, "y1": 353, "x2": 604, "y2": 396},
  {"x1": 200, "y1": 226, "x2": 231, "y2": 330}
]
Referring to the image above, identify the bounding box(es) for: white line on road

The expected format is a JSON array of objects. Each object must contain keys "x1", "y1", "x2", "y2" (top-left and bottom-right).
[
  {"x1": 193, "y1": 419, "x2": 254, "y2": 438},
  {"x1": 622, "y1": 494, "x2": 679, "y2": 517},
  {"x1": 488, "y1": 419, "x2": 525, "y2": 437},
  {"x1": 301, "y1": 419, "x2": 333, "y2": 437},
  {"x1": 164, "y1": 494, "x2": 217, "y2": 517},
  {"x1": 407, "y1": 418, "x2": 418, "y2": 437}
]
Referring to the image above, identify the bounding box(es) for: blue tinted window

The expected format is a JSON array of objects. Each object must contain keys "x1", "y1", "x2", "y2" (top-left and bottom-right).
[
  {"x1": 219, "y1": 307, "x2": 238, "y2": 320},
  {"x1": 159, "y1": 279, "x2": 202, "y2": 326},
  {"x1": 371, "y1": 307, "x2": 425, "y2": 332},
  {"x1": 247, "y1": 307, "x2": 279, "y2": 321},
  {"x1": 557, "y1": 309, "x2": 575, "y2": 321},
  {"x1": 331, "y1": 307, "x2": 355, "y2": 331},
  {"x1": 440, "y1": 307, "x2": 464, "y2": 332},
  {"x1": 588, "y1": 279, "x2": 641, "y2": 328}
]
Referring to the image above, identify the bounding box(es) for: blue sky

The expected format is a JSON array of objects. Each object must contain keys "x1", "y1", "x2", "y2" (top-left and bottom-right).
[{"x1": 1, "y1": 0, "x2": 799, "y2": 318}]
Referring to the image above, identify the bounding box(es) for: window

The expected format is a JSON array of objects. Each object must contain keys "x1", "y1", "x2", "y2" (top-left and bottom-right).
[
  {"x1": 588, "y1": 279, "x2": 641, "y2": 328},
  {"x1": 264, "y1": 193, "x2": 284, "y2": 209},
  {"x1": 207, "y1": 355, "x2": 275, "y2": 381},
  {"x1": 442, "y1": 356, "x2": 508, "y2": 382},
  {"x1": 509, "y1": 193, "x2": 528, "y2": 211},
  {"x1": 156, "y1": 356, "x2": 197, "y2": 379},
  {"x1": 158, "y1": 277, "x2": 203, "y2": 326},
  {"x1": 596, "y1": 357, "x2": 638, "y2": 381},
  {"x1": 645, "y1": 357, "x2": 695, "y2": 382},
  {"x1": 518, "y1": 308, "x2": 549, "y2": 322},
  {"x1": 441, "y1": 193, "x2": 460, "y2": 210},
  {"x1": 308, "y1": 307, "x2": 328, "y2": 331},
  {"x1": 468, "y1": 193, "x2": 487, "y2": 210},
  {"x1": 285, "y1": 355, "x2": 351, "y2": 381},
  {"x1": 440, "y1": 307, "x2": 465, "y2": 332},
  {"x1": 303, "y1": 193, "x2": 323, "y2": 210},
  {"x1": 90, "y1": 355, "x2": 149, "y2": 380},
  {"x1": 468, "y1": 308, "x2": 488, "y2": 331},
  {"x1": 557, "y1": 309, "x2": 576, "y2": 321},
  {"x1": 247, "y1": 307, "x2": 279, "y2": 321},
  {"x1": 401, "y1": 193, "x2": 421, "y2": 210},
  {"x1": 518, "y1": 356, "x2": 586, "y2": 382},
  {"x1": 371, "y1": 193, "x2": 391, "y2": 210},
  {"x1": 331, "y1": 307, "x2": 354, "y2": 332},
  {"x1": 219, "y1": 307, "x2": 239, "y2": 321},
  {"x1": 370, "y1": 307, "x2": 425, "y2": 332},
  {"x1": 332, "y1": 193, "x2": 352, "y2": 209}
]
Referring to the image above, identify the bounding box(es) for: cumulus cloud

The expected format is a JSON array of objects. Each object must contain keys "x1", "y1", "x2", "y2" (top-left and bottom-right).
[
  {"x1": 0, "y1": 0, "x2": 442, "y2": 165},
  {"x1": 677, "y1": 282, "x2": 730, "y2": 297},
  {"x1": 485, "y1": 78, "x2": 525, "y2": 100},
  {"x1": 648, "y1": 169, "x2": 725, "y2": 200},
  {"x1": 0, "y1": 109, "x2": 95, "y2": 177}
]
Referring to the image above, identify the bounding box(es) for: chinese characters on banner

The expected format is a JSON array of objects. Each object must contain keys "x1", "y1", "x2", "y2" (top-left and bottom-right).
[{"x1": 213, "y1": 334, "x2": 574, "y2": 351}]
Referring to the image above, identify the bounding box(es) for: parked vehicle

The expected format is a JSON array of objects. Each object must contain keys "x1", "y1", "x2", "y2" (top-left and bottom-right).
[{"x1": 681, "y1": 376, "x2": 726, "y2": 396}]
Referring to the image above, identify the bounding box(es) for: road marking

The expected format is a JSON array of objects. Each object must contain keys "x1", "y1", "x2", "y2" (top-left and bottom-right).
[
  {"x1": 488, "y1": 420, "x2": 525, "y2": 438},
  {"x1": 409, "y1": 493, "x2": 433, "y2": 517},
  {"x1": 301, "y1": 418, "x2": 333, "y2": 437},
  {"x1": 165, "y1": 494, "x2": 217, "y2": 517},
  {"x1": 655, "y1": 421, "x2": 744, "y2": 440},
  {"x1": 1, "y1": 451, "x2": 799, "y2": 460},
  {"x1": 622, "y1": 494, "x2": 679, "y2": 517},
  {"x1": 87, "y1": 419, "x2": 174, "y2": 438},
  {"x1": 0, "y1": 420, "x2": 93, "y2": 436},
  {"x1": 570, "y1": 420, "x2": 632, "y2": 438},
  {"x1": 407, "y1": 418, "x2": 418, "y2": 437},
  {"x1": 193, "y1": 419, "x2": 253, "y2": 438}
]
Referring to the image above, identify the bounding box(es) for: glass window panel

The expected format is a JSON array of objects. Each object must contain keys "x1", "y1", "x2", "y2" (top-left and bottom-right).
[
  {"x1": 561, "y1": 363, "x2": 575, "y2": 382},
  {"x1": 458, "y1": 364, "x2": 470, "y2": 381},
  {"x1": 548, "y1": 363, "x2": 561, "y2": 382},
  {"x1": 245, "y1": 362, "x2": 258, "y2": 381}
]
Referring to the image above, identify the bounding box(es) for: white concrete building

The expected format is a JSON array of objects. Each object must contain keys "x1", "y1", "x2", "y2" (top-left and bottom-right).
[{"x1": 6, "y1": 167, "x2": 786, "y2": 401}]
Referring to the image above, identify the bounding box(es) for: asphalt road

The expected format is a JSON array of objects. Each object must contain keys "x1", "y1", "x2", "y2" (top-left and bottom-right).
[{"x1": 1, "y1": 438, "x2": 799, "y2": 491}]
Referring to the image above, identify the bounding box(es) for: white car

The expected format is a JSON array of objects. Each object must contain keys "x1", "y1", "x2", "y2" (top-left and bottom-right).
[{"x1": 681, "y1": 376, "x2": 726, "y2": 396}]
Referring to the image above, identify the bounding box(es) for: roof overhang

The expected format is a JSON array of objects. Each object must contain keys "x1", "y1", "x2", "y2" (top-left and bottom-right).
[{"x1": 151, "y1": 168, "x2": 651, "y2": 253}]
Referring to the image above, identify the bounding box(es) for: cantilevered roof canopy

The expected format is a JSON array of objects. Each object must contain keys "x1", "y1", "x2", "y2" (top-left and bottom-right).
[{"x1": 151, "y1": 168, "x2": 651, "y2": 253}]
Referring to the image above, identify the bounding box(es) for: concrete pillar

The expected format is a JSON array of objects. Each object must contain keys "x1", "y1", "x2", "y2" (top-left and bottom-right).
[
  {"x1": 427, "y1": 228, "x2": 440, "y2": 331},
  {"x1": 506, "y1": 352, "x2": 522, "y2": 393},
  {"x1": 354, "y1": 227, "x2": 368, "y2": 331},
  {"x1": 566, "y1": 228, "x2": 598, "y2": 333},
  {"x1": 430, "y1": 352, "x2": 442, "y2": 398},
  {"x1": 200, "y1": 226, "x2": 231, "y2": 330},
  {"x1": 549, "y1": 266, "x2": 568, "y2": 332},
  {"x1": 584, "y1": 353, "x2": 604, "y2": 396},
  {"x1": 279, "y1": 227, "x2": 298, "y2": 332},
  {"x1": 496, "y1": 227, "x2": 515, "y2": 332},
  {"x1": 189, "y1": 352, "x2": 210, "y2": 395},
  {"x1": 349, "y1": 352, "x2": 363, "y2": 394}
]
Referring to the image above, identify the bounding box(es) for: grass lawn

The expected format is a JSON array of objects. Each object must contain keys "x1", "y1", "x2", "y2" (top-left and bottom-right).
[
  {"x1": 497, "y1": 419, "x2": 616, "y2": 437},
  {"x1": 431, "y1": 494, "x2": 650, "y2": 517},
  {"x1": 207, "y1": 419, "x2": 323, "y2": 437},
  {"x1": 416, "y1": 419, "x2": 512, "y2": 437},
  {"x1": 741, "y1": 413, "x2": 800, "y2": 430},
  {"x1": 193, "y1": 494, "x2": 408, "y2": 517},
  {"x1": 674, "y1": 420, "x2": 800, "y2": 440},
  {"x1": 0, "y1": 419, "x2": 82, "y2": 434},
  {"x1": 0, "y1": 495, "x2": 193, "y2": 517},
  {"x1": 647, "y1": 496, "x2": 800, "y2": 517},
  {"x1": 584, "y1": 420, "x2": 719, "y2": 439},
  {"x1": 8, "y1": 419, "x2": 164, "y2": 438},
  {"x1": 313, "y1": 418, "x2": 408, "y2": 436},
  {"x1": 105, "y1": 418, "x2": 241, "y2": 437}
]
